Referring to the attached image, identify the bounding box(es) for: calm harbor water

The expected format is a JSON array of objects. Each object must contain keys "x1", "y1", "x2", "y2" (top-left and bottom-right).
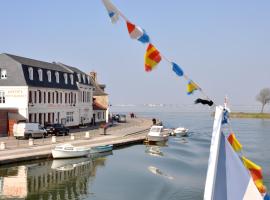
[{"x1": 0, "y1": 106, "x2": 270, "y2": 200}]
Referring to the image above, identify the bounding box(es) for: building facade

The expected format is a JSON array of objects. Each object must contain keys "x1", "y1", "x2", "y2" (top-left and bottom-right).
[{"x1": 0, "y1": 53, "x2": 107, "y2": 135}]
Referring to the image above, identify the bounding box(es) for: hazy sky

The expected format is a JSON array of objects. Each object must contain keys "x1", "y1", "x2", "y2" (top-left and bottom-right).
[{"x1": 1, "y1": 1, "x2": 270, "y2": 106}]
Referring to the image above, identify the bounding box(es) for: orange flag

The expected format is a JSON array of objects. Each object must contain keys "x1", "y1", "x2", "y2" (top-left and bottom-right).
[
  {"x1": 242, "y1": 156, "x2": 267, "y2": 194},
  {"x1": 227, "y1": 133, "x2": 242, "y2": 152},
  {"x1": 144, "y1": 43, "x2": 162, "y2": 72}
]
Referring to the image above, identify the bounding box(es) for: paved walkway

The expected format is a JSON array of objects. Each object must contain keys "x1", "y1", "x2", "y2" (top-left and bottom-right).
[{"x1": 0, "y1": 117, "x2": 153, "y2": 165}]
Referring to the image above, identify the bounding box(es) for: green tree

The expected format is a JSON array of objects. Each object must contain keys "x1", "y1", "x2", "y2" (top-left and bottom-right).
[{"x1": 256, "y1": 88, "x2": 270, "y2": 113}]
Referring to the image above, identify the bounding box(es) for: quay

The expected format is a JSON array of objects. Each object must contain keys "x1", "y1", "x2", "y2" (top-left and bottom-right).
[{"x1": 0, "y1": 117, "x2": 153, "y2": 165}]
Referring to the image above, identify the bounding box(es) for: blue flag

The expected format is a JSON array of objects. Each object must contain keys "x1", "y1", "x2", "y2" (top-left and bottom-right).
[{"x1": 172, "y1": 62, "x2": 184, "y2": 77}]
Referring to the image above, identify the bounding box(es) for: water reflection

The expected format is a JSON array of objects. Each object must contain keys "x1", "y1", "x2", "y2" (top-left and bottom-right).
[
  {"x1": 145, "y1": 146, "x2": 164, "y2": 157},
  {"x1": 0, "y1": 152, "x2": 112, "y2": 200},
  {"x1": 148, "y1": 166, "x2": 174, "y2": 180}
]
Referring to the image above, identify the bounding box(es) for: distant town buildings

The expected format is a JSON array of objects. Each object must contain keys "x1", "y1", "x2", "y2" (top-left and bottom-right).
[{"x1": 0, "y1": 53, "x2": 108, "y2": 136}]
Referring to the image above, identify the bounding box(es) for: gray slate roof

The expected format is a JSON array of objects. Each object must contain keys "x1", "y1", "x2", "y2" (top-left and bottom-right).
[{"x1": 4, "y1": 54, "x2": 71, "y2": 73}]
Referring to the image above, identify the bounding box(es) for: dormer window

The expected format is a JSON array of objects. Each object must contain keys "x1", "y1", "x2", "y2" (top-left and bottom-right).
[
  {"x1": 77, "y1": 73, "x2": 81, "y2": 83},
  {"x1": 82, "y1": 74, "x2": 86, "y2": 83},
  {"x1": 38, "y1": 69, "x2": 43, "y2": 81},
  {"x1": 55, "y1": 72, "x2": 59, "y2": 83},
  {"x1": 64, "y1": 73, "x2": 68, "y2": 84},
  {"x1": 28, "y1": 67, "x2": 33, "y2": 80},
  {"x1": 0, "y1": 69, "x2": 7, "y2": 79},
  {"x1": 70, "y1": 74, "x2": 74, "y2": 85},
  {"x1": 47, "y1": 70, "x2": 51, "y2": 82}
]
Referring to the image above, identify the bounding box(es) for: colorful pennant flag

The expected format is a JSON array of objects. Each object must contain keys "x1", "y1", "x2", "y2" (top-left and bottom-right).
[
  {"x1": 102, "y1": 0, "x2": 120, "y2": 23},
  {"x1": 126, "y1": 21, "x2": 150, "y2": 43},
  {"x1": 227, "y1": 133, "x2": 242, "y2": 152},
  {"x1": 144, "y1": 43, "x2": 162, "y2": 72},
  {"x1": 172, "y1": 62, "x2": 184, "y2": 77},
  {"x1": 242, "y1": 156, "x2": 267, "y2": 194},
  {"x1": 187, "y1": 80, "x2": 199, "y2": 95}
]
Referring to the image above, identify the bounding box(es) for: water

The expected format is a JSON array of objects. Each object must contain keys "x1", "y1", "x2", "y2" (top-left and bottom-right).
[{"x1": 0, "y1": 107, "x2": 270, "y2": 200}]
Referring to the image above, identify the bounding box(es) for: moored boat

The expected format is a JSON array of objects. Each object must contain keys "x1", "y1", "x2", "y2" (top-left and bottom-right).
[
  {"x1": 90, "y1": 144, "x2": 113, "y2": 154},
  {"x1": 147, "y1": 126, "x2": 169, "y2": 142},
  {"x1": 52, "y1": 143, "x2": 91, "y2": 159},
  {"x1": 172, "y1": 127, "x2": 189, "y2": 136}
]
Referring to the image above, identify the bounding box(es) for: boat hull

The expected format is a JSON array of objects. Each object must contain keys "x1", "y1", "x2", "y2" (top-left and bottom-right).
[
  {"x1": 147, "y1": 135, "x2": 169, "y2": 142},
  {"x1": 90, "y1": 145, "x2": 113, "y2": 154},
  {"x1": 52, "y1": 149, "x2": 90, "y2": 159}
]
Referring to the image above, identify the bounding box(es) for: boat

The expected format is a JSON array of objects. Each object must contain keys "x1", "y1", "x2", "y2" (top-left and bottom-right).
[
  {"x1": 171, "y1": 127, "x2": 189, "y2": 136},
  {"x1": 90, "y1": 144, "x2": 113, "y2": 154},
  {"x1": 52, "y1": 143, "x2": 91, "y2": 159},
  {"x1": 147, "y1": 126, "x2": 169, "y2": 142}
]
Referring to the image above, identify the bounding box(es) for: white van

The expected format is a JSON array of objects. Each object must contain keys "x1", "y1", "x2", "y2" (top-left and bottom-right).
[{"x1": 13, "y1": 123, "x2": 47, "y2": 139}]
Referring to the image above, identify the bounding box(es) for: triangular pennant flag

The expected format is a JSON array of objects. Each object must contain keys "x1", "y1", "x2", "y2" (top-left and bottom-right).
[
  {"x1": 227, "y1": 133, "x2": 242, "y2": 152},
  {"x1": 126, "y1": 21, "x2": 150, "y2": 43},
  {"x1": 187, "y1": 80, "x2": 199, "y2": 95},
  {"x1": 102, "y1": 0, "x2": 120, "y2": 23},
  {"x1": 172, "y1": 62, "x2": 184, "y2": 77},
  {"x1": 242, "y1": 156, "x2": 267, "y2": 194},
  {"x1": 144, "y1": 43, "x2": 162, "y2": 72}
]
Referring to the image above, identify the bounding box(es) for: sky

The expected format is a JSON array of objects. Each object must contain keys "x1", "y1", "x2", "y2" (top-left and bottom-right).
[{"x1": 0, "y1": 0, "x2": 270, "y2": 107}]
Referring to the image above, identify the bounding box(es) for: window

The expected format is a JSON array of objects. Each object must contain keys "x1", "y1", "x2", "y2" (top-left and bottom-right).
[
  {"x1": 64, "y1": 73, "x2": 68, "y2": 84},
  {"x1": 48, "y1": 92, "x2": 51, "y2": 103},
  {"x1": 70, "y1": 74, "x2": 74, "y2": 85},
  {"x1": 65, "y1": 93, "x2": 67, "y2": 104},
  {"x1": 38, "y1": 69, "x2": 43, "y2": 81},
  {"x1": 74, "y1": 93, "x2": 76, "y2": 104},
  {"x1": 38, "y1": 90, "x2": 42, "y2": 103},
  {"x1": 44, "y1": 92, "x2": 46, "y2": 103},
  {"x1": 0, "y1": 91, "x2": 5, "y2": 103},
  {"x1": 77, "y1": 73, "x2": 81, "y2": 82},
  {"x1": 47, "y1": 70, "x2": 51, "y2": 82},
  {"x1": 60, "y1": 92, "x2": 62, "y2": 104},
  {"x1": 56, "y1": 92, "x2": 58, "y2": 104},
  {"x1": 0, "y1": 69, "x2": 7, "y2": 79},
  {"x1": 87, "y1": 76, "x2": 90, "y2": 84},
  {"x1": 55, "y1": 72, "x2": 59, "y2": 83},
  {"x1": 34, "y1": 91, "x2": 37, "y2": 104},
  {"x1": 29, "y1": 91, "x2": 32, "y2": 103},
  {"x1": 52, "y1": 92, "x2": 55, "y2": 104},
  {"x1": 66, "y1": 112, "x2": 74, "y2": 123},
  {"x1": 98, "y1": 112, "x2": 101, "y2": 119},
  {"x1": 28, "y1": 67, "x2": 33, "y2": 80},
  {"x1": 82, "y1": 74, "x2": 86, "y2": 83}
]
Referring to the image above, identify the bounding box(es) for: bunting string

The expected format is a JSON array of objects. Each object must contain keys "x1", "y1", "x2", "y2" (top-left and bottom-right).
[{"x1": 101, "y1": 1, "x2": 267, "y2": 197}]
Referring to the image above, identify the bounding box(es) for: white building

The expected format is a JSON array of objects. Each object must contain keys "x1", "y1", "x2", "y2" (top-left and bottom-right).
[{"x1": 0, "y1": 53, "x2": 97, "y2": 132}]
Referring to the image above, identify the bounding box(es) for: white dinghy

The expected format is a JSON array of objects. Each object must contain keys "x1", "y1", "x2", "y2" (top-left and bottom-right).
[{"x1": 52, "y1": 143, "x2": 91, "y2": 159}]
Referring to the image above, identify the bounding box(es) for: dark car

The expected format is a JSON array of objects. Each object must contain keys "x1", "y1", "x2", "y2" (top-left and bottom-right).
[
  {"x1": 45, "y1": 124, "x2": 69, "y2": 136},
  {"x1": 112, "y1": 114, "x2": 126, "y2": 123}
]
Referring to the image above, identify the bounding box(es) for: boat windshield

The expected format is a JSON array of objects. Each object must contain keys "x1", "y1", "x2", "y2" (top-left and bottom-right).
[{"x1": 150, "y1": 127, "x2": 162, "y2": 133}]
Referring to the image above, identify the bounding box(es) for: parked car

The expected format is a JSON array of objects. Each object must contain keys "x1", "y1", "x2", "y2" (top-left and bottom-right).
[
  {"x1": 13, "y1": 123, "x2": 47, "y2": 139},
  {"x1": 45, "y1": 124, "x2": 69, "y2": 136},
  {"x1": 112, "y1": 114, "x2": 127, "y2": 123}
]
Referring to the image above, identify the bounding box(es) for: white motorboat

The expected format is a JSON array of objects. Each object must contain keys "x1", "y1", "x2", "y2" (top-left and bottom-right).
[
  {"x1": 147, "y1": 126, "x2": 169, "y2": 142},
  {"x1": 52, "y1": 143, "x2": 91, "y2": 159},
  {"x1": 172, "y1": 127, "x2": 189, "y2": 136}
]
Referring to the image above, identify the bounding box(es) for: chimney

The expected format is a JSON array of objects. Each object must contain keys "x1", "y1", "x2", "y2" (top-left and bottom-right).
[{"x1": 90, "y1": 71, "x2": 97, "y2": 82}]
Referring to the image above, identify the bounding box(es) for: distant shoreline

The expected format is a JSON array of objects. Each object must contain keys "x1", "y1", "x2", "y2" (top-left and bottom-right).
[{"x1": 230, "y1": 112, "x2": 270, "y2": 119}]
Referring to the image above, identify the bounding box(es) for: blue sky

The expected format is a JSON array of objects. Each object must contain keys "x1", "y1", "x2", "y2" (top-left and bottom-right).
[{"x1": 1, "y1": 0, "x2": 270, "y2": 106}]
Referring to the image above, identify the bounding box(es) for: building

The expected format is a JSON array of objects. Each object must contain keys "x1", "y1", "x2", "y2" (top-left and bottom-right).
[
  {"x1": 0, "y1": 53, "x2": 107, "y2": 136},
  {"x1": 90, "y1": 72, "x2": 109, "y2": 124}
]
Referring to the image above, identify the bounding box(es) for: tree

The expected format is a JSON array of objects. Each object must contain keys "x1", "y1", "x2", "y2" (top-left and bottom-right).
[{"x1": 256, "y1": 88, "x2": 270, "y2": 113}]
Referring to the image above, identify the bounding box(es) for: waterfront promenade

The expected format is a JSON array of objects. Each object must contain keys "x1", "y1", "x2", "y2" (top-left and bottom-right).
[{"x1": 0, "y1": 117, "x2": 153, "y2": 165}]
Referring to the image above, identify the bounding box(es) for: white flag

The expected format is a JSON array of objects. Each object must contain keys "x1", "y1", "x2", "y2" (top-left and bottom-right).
[{"x1": 101, "y1": 0, "x2": 120, "y2": 23}]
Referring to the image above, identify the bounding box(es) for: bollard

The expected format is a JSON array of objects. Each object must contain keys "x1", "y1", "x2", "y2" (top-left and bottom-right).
[
  {"x1": 70, "y1": 134, "x2": 75, "y2": 140},
  {"x1": 29, "y1": 138, "x2": 34, "y2": 146},
  {"x1": 85, "y1": 132, "x2": 90, "y2": 139},
  {"x1": 52, "y1": 136, "x2": 57, "y2": 143},
  {"x1": 0, "y1": 142, "x2": 6, "y2": 150}
]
